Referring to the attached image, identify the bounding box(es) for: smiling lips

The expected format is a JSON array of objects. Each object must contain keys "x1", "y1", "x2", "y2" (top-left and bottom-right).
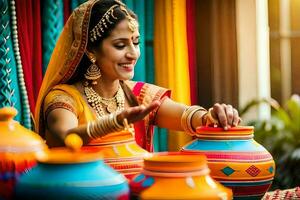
[{"x1": 120, "y1": 63, "x2": 134, "y2": 72}]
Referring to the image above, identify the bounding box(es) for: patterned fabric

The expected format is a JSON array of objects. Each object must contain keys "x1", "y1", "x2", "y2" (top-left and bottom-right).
[
  {"x1": 42, "y1": 81, "x2": 170, "y2": 151},
  {"x1": 127, "y1": 81, "x2": 171, "y2": 151},
  {"x1": 44, "y1": 89, "x2": 78, "y2": 119},
  {"x1": 263, "y1": 187, "x2": 300, "y2": 200},
  {"x1": 0, "y1": 0, "x2": 23, "y2": 122}
]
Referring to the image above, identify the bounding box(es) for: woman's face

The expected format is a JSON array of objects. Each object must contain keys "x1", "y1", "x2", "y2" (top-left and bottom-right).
[{"x1": 93, "y1": 19, "x2": 140, "y2": 82}]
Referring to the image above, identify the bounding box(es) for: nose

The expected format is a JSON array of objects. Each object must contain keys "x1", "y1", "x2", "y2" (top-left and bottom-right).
[{"x1": 126, "y1": 45, "x2": 139, "y2": 60}]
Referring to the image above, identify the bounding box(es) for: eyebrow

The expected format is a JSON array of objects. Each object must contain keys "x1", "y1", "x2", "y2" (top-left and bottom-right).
[{"x1": 112, "y1": 36, "x2": 140, "y2": 41}]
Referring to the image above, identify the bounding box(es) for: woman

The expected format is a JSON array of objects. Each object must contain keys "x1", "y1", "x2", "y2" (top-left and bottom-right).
[{"x1": 35, "y1": 0, "x2": 240, "y2": 152}]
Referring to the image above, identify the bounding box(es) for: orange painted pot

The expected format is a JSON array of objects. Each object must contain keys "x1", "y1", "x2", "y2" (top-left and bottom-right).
[
  {"x1": 130, "y1": 152, "x2": 232, "y2": 200},
  {"x1": 182, "y1": 126, "x2": 275, "y2": 200},
  {"x1": 0, "y1": 107, "x2": 47, "y2": 199},
  {"x1": 83, "y1": 129, "x2": 149, "y2": 180}
]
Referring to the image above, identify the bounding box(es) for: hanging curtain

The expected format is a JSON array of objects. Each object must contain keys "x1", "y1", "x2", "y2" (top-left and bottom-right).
[
  {"x1": 42, "y1": 0, "x2": 64, "y2": 75},
  {"x1": 145, "y1": 0, "x2": 168, "y2": 152},
  {"x1": 144, "y1": 0, "x2": 155, "y2": 84},
  {"x1": 154, "y1": 0, "x2": 192, "y2": 151},
  {"x1": 15, "y1": 0, "x2": 43, "y2": 120},
  {"x1": 195, "y1": 0, "x2": 238, "y2": 108},
  {"x1": 186, "y1": 0, "x2": 198, "y2": 105}
]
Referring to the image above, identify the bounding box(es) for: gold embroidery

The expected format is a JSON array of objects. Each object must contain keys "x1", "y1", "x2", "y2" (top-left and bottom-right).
[{"x1": 44, "y1": 93, "x2": 78, "y2": 118}]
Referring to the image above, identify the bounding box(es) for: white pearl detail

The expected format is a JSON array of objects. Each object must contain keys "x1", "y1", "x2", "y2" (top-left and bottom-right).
[{"x1": 10, "y1": 0, "x2": 31, "y2": 129}]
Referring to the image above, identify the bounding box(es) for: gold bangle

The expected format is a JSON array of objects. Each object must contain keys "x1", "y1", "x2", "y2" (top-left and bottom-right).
[
  {"x1": 88, "y1": 113, "x2": 126, "y2": 139},
  {"x1": 181, "y1": 106, "x2": 207, "y2": 136},
  {"x1": 113, "y1": 112, "x2": 124, "y2": 130}
]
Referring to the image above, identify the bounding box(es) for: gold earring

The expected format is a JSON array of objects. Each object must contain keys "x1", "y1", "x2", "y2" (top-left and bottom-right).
[{"x1": 84, "y1": 57, "x2": 101, "y2": 85}]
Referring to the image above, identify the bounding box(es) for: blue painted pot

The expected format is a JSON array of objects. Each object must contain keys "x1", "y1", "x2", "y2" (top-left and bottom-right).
[
  {"x1": 182, "y1": 126, "x2": 275, "y2": 200},
  {"x1": 14, "y1": 147, "x2": 129, "y2": 200}
]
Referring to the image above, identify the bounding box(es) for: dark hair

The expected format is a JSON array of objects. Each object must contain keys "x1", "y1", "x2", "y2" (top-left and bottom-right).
[{"x1": 68, "y1": 0, "x2": 138, "y2": 106}]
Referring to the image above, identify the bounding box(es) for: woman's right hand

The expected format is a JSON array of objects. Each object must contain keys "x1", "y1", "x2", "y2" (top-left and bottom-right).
[{"x1": 116, "y1": 100, "x2": 161, "y2": 125}]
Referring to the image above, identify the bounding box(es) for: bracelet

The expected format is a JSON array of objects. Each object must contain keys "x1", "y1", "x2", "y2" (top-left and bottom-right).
[
  {"x1": 86, "y1": 112, "x2": 125, "y2": 139},
  {"x1": 113, "y1": 111, "x2": 124, "y2": 130},
  {"x1": 181, "y1": 105, "x2": 207, "y2": 136}
]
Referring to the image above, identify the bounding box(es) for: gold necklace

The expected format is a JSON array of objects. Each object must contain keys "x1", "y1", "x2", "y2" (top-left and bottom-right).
[{"x1": 84, "y1": 85, "x2": 125, "y2": 118}]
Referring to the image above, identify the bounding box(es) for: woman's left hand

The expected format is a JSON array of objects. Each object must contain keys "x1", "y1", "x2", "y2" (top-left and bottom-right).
[{"x1": 209, "y1": 103, "x2": 241, "y2": 130}]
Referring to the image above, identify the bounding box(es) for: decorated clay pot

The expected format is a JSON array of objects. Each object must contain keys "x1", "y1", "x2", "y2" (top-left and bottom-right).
[
  {"x1": 83, "y1": 129, "x2": 149, "y2": 180},
  {"x1": 182, "y1": 126, "x2": 275, "y2": 200},
  {"x1": 15, "y1": 134, "x2": 129, "y2": 200},
  {"x1": 130, "y1": 152, "x2": 232, "y2": 200},
  {"x1": 0, "y1": 107, "x2": 47, "y2": 199}
]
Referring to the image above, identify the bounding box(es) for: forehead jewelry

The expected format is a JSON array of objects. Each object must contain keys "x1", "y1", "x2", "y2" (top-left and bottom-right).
[
  {"x1": 90, "y1": 4, "x2": 118, "y2": 42},
  {"x1": 89, "y1": 2, "x2": 139, "y2": 42}
]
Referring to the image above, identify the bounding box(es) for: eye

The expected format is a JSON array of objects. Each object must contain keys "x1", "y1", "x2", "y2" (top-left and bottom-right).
[
  {"x1": 114, "y1": 43, "x2": 125, "y2": 49},
  {"x1": 133, "y1": 38, "x2": 140, "y2": 46}
]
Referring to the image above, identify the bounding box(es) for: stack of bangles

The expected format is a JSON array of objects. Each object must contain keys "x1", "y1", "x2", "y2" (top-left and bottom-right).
[
  {"x1": 181, "y1": 106, "x2": 219, "y2": 136},
  {"x1": 86, "y1": 112, "x2": 124, "y2": 139}
]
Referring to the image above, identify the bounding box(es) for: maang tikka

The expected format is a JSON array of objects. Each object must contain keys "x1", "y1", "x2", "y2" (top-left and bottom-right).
[
  {"x1": 84, "y1": 56, "x2": 101, "y2": 86},
  {"x1": 89, "y1": 1, "x2": 138, "y2": 43}
]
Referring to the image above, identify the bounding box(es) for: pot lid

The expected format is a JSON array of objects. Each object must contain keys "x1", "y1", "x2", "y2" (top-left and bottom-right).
[
  {"x1": 0, "y1": 107, "x2": 47, "y2": 152},
  {"x1": 196, "y1": 126, "x2": 254, "y2": 135},
  {"x1": 36, "y1": 134, "x2": 103, "y2": 164},
  {"x1": 143, "y1": 152, "x2": 208, "y2": 173}
]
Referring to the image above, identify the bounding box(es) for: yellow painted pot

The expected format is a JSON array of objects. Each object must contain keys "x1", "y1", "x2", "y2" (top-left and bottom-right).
[
  {"x1": 130, "y1": 152, "x2": 232, "y2": 200},
  {"x1": 83, "y1": 129, "x2": 149, "y2": 180},
  {"x1": 0, "y1": 107, "x2": 47, "y2": 199}
]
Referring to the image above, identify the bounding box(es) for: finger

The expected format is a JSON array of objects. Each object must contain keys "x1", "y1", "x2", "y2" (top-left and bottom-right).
[
  {"x1": 119, "y1": 106, "x2": 143, "y2": 121},
  {"x1": 136, "y1": 103, "x2": 160, "y2": 121},
  {"x1": 121, "y1": 101, "x2": 161, "y2": 123},
  {"x1": 213, "y1": 104, "x2": 228, "y2": 130},
  {"x1": 141, "y1": 101, "x2": 161, "y2": 115},
  {"x1": 225, "y1": 104, "x2": 234, "y2": 126},
  {"x1": 232, "y1": 108, "x2": 239, "y2": 126}
]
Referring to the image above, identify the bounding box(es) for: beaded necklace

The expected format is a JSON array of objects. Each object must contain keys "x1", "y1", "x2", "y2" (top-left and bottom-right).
[{"x1": 84, "y1": 85, "x2": 125, "y2": 118}]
